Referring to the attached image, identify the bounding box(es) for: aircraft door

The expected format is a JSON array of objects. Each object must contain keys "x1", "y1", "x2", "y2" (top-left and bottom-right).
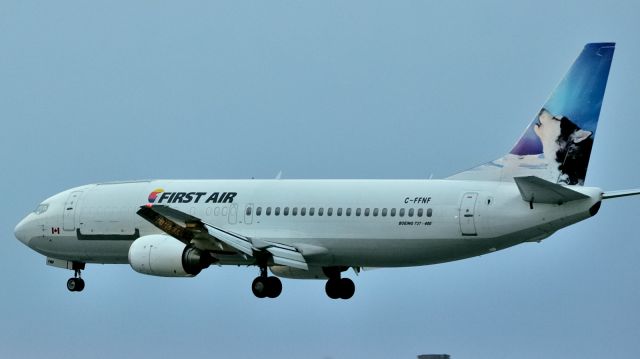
[
  {"x1": 228, "y1": 204, "x2": 238, "y2": 224},
  {"x1": 244, "y1": 204, "x2": 253, "y2": 225},
  {"x1": 459, "y1": 192, "x2": 478, "y2": 236},
  {"x1": 63, "y1": 191, "x2": 83, "y2": 231}
]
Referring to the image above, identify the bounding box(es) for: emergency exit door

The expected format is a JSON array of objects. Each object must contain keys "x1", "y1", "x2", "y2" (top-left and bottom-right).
[{"x1": 459, "y1": 192, "x2": 478, "y2": 236}]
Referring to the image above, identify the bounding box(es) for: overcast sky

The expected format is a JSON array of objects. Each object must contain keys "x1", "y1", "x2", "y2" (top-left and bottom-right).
[{"x1": 2, "y1": 1, "x2": 640, "y2": 358}]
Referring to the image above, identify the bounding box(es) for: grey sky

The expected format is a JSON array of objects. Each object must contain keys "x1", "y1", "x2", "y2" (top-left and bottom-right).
[{"x1": 1, "y1": 1, "x2": 640, "y2": 358}]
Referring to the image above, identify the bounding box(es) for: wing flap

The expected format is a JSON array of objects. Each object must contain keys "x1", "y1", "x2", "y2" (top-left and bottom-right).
[
  {"x1": 267, "y1": 246, "x2": 308, "y2": 270},
  {"x1": 203, "y1": 222, "x2": 308, "y2": 270},
  {"x1": 202, "y1": 223, "x2": 253, "y2": 256},
  {"x1": 514, "y1": 176, "x2": 589, "y2": 204}
]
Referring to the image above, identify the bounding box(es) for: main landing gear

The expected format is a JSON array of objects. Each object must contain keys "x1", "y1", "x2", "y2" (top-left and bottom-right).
[
  {"x1": 251, "y1": 265, "x2": 282, "y2": 299},
  {"x1": 66, "y1": 262, "x2": 85, "y2": 292},
  {"x1": 324, "y1": 267, "x2": 355, "y2": 300}
]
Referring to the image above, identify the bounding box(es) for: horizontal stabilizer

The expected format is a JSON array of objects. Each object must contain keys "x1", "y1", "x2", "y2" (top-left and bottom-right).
[
  {"x1": 602, "y1": 189, "x2": 640, "y2": 199},
  {"x1": 514, "y1": 176, "x2": 589, "y2": 204}
]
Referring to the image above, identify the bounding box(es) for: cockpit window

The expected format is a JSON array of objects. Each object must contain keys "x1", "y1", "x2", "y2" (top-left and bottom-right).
[{"x1": 34, "y1": 204, "x2": 49, "y2": 214}]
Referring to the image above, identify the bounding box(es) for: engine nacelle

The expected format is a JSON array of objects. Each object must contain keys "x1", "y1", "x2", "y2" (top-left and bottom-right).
[
  {"x1": 270, "y1": 265, "x2": 328, "y2": 279},
  {"x1": 128, "y1": 234, "x2": 212, "y2": 277}
]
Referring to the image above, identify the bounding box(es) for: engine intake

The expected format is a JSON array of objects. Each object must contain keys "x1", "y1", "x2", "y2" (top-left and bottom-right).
[{"x1": 128, "y1": 234, "x2": 213, "y2": 277}]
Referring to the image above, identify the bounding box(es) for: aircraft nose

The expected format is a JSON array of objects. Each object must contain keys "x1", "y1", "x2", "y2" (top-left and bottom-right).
[{"x1": 14, "y1": 216, "x2": 31, "y2": 246}]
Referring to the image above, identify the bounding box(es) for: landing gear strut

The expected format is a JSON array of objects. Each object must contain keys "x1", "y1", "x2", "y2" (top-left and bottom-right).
[
  {"x1": 67, "y1": 262, "x2": 85, "y2": 292},
  {"x1": 251, "y1": 265, "x2": 282, "y2": 299},
  {"x1": 324, "y1": 267, "x2": 355, "y2": 300}
]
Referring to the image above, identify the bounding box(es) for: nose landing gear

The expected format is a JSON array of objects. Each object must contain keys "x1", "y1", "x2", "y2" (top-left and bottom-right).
[{"x1": 66, "y1": 262, "x2": 85, "y2": 292}]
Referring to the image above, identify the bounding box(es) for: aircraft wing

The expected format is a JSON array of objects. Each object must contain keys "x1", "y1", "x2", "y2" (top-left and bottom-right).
[
  {"x1": 514, "y1": 176, "x2": 589, "y2": 204},
  {"x1": 137, "y1": 205, "x2": 203, "y2": 244},
  {"x1": 202, "y1": 223, "x2": 308, "y2": 269},
  {"x1": 137, "y1": 205, "x2": 308, "y2": 270}
]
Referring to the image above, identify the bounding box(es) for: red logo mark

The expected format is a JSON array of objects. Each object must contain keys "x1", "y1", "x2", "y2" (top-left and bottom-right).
[{"x1": 51, "y1": 227, "x2": 60, "y2": 235}]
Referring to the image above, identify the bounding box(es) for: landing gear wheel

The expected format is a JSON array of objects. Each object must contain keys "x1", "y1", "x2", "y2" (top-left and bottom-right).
[
  {"x1": 325, "y1": 279, "x2": 342, "y2": 299},
  {"x1": 66, "y1": 277, "x2": 85, "y2": 292},
  {"x1": 252, "y1": 276, "x2": 283, "y2": 298},
  {"x1": 325, "y1": 277, "x2": 355, "y2": 299},
  {"x1": 252, "y1": 276, "x2": 268, "y2": 298},
  {"x1": 339, "y1": 278, "x2": 355, "y2": 299},
  {"x1": 266, "y1": 276, "x2": 282, "y2": 298},
  {"x1": 66, "y1": 263, "x2": 86, "y2": 292},
  {"x1": 76, "y1": 278, "x2": 85, "y2": 292}
]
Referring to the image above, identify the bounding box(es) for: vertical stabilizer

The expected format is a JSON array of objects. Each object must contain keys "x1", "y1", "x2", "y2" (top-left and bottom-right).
[{"x1": 449, "y1": 43, "x2": 615, "y2": 185}]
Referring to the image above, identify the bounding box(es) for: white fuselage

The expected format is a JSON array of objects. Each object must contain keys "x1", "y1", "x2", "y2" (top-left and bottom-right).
[{"x1": 15, "y1": 179, "x2": 602, "y2": 268}]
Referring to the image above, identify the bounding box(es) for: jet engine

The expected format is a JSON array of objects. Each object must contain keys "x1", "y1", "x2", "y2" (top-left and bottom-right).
[{"x1": 128, "y1": 234, "x2": 213, "y2": 277}]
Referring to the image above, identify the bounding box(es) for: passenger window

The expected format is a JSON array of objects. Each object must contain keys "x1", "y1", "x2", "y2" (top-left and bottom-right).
[
  {"x1": 373, "y1": 208, "x2": 379, "y2": 217},
  {"x1": 382, "y1": 208, "x2": 388, "y2": 217},
  {"x1": 246, "y1": 207, "x2": 252, "y2": 216},
  {"x1": 356, "y1": 208, "x2": 361, "y2": 216},
  {"x1": 408, "y1": 208, "x2": 414, "y2": 217},
  {"x1": 327, "y1": 208, "x2": 333, "y2": 216},
  {"x1": 391, "y1": 208, "x2": 396, "y2": 217},
  {"x1": 337, "y1": 208, "x2": 343, "y2": 216},
  {"x1": 256, "y1": 207, "x2": 262, "y2": 216},
  {"x1": 399, "y1": 208, "x2": 405, "y2": 217},
  {"x1": 284, "y1": 207, "x2": 289, "y2": 216},
  {"x1": 214, "y1": 207, "x2": 221, "y2": 216},
  {"x1": 417, "y1": 208, "x2": 423, "y2": 217},
  {"x1": 309, "y1": 208, "x2": 315, "y2": 216},
  {"x1": 292, "y1": 207, "x2": 298, "y2": 216},
  {"x1": 318, "y1": 208, "x2": 324, "y2": 216},
  {"x1": 427, "y1": 208, "x2": 433, "y2": 217},
  {"x1": 365, "y1": 208, "x2": 370, "y2": 216},
  {"x1": 275, "y1": 207, "x2": 280, "y2": 216},
  {"x1": 301, "y1": 207, "x2": 306, "y2": 216},
  {"x1": 266, "y1": 207, "x2": 272, "y2": 216},
  {"x1": 346, "y1": 208, "x2": 352, "y2": 216}
]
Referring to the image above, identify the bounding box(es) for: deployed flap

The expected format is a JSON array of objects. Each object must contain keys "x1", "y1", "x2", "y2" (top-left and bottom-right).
[
  {"x1": 202, "y1": 223, "x2": 253, "y2": 257},
  {"x1": 514, "y1": 176, "x2": 589, "y2": 204},
  {"x1": 203, "y1": 222, "x2": 308, "y2": 270},
  {"x1": 266, "y1": 245, "x2": 308, "y2": 270},
  {"x1": 602, "y1": 189, "x2": 640, "y2": 199}
]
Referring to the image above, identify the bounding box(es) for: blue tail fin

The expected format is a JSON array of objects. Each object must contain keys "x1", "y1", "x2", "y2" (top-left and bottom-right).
[{"x1": 449, "y1": 42, "x2": 615, "y2": 185}]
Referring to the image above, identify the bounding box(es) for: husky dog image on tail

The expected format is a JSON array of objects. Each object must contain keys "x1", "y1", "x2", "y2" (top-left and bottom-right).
[
  {"x1": 534, "y1": 109, "x2": 593, "y2": 185},
  {"x1": 449, "y1": 43, "x2": 614, "y2": 186}
]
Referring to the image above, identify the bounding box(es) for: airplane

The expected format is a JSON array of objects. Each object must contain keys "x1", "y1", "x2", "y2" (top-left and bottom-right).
[{"x1": 14, "y1": 42, "x2": 640, "y2": 299}]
